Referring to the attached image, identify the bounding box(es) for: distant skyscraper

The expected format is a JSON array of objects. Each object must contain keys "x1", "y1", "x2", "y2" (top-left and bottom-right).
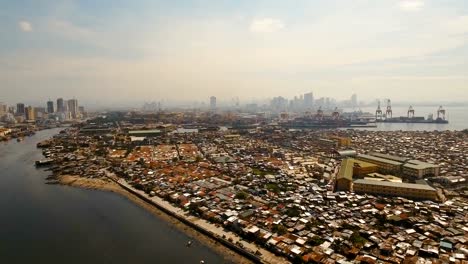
[
  {"x1": 16, "y1": 103, "x2": 25, "y2": 116},
  {"x1": 67, "y1": 99, "x2": 79, "y2": 119},
  {"x1": 210, "y1": 96, "x2": 216, "y2": 111},
  {"x1": 304, "y1": 92, "x2": 314, "y2": 108},
  {"x1": 57, "y1": 98, "x2": 64, "y2": 113},
  {"x1": 0, "y1": 102, "x2": 7, "y2": 117},
  {"x1": 47, "y1": 100, "x2": 54, "y2": 113},
  {"x1": 351, "y1": 94, "x2": 358, "y2": 107},
  {"x1": 25, "y1": 106, "x2": 35, "y2": 121}
]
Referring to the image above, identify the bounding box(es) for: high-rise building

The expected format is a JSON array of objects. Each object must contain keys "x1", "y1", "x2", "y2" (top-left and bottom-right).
[
  {"x1": 57, "y1": 98, "x2": 65, "y2": 113},
  {"x1": 67, "y1": 99, "x2": 79, "y2": 119},
  {"x1": 25, "y1": 106, "x2": 35, "y2": 121},
  {"x1": 47, "y1": 100, "x2": 54, "y2": 113},
  {"x1": 304, "y1": 92, "x2": 314, "y2": 108},
  {"x1": 351, "y1": 94, "x2": 358, "y2": 107},
  {"x1": 210, "y1": 96, "x2": 216, "y2": 111},
  {"x1": 16, "y1": 103, "x2": 25, "y2": 116},
  {"x1": 0, "y1": 102, "x2": 7, "y2": 117}
]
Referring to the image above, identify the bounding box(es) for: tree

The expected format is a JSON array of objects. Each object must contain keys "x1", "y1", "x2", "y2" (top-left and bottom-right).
[
  {"x1": 272, "y1": 224, "x2": 288, "y2": 235},
  {"x1": 286, "y1": 207, "x2": 300, "y2": 217},
  {"x1": 235, "y1": 191, "x2": 248, "y2": 200}
]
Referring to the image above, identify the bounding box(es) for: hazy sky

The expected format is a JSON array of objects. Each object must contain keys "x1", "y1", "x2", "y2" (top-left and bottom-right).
[{"x1": 1, "y1": 0, "x2": 468, "y2": 105}]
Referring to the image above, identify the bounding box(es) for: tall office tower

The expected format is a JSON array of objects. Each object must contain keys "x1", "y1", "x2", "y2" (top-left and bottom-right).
[
  {"x1": 25, "y1": 106, "x2": 35, "y2": 121},
  {"x1": 0, "y1": 102, "x2": 7, "y2": 117},
  {"x1": 16, "y1": 103, "x2": 25, "y2": 116},
  {"x1": 304, "y1": 92, "x2": 314, "y2": 108},
  {"x1": 57, "y1": 98, "x2": 65, "y2": 112},
  {"x1": 351, "y1": 93, "x2": 358, "y2": 107},
  {"x1": 210, "y1": 96, "x2": 216, "y2": 111},
  {"x1": 47, "y1": 100, "x2": 54, "y2": 113},
  {"x1": 68, "y1": 99, "x2": 79, "y2": 119}
]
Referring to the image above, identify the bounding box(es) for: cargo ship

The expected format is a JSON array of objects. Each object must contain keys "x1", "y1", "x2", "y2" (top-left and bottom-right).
[
  {"x1": 375, "y1": 104, "x2": 449, "y2": 124},
  {"x1": 376, "y1": 116, "x2": 449, "y2": 124}
]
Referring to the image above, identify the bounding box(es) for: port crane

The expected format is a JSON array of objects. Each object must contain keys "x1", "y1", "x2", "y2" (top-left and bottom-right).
[
  {"x1": 375, "y1": 100, "x2": 383, "y2": 120},
  {"x1": 407, "y1": 106, "x2": 415, "y2": 118},
  {"x1": 315, "y1": 106, "x2": 324, "y2": 120},
  {"x1": 331, "y1": 107, "x2": 340, "y2": 120},
  {"x1": 437, "y1": 106, "x2": 446, "y2": 120},
  {"x1": 385, "y1": 99, "x2": 392, "y2": 118}
]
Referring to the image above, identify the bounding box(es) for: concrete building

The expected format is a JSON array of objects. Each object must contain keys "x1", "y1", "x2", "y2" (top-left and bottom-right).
[
  {"x1": 16, "y1": 103, "x2": 25, "y2": 116},
  {"x1": 47, "y1": 100, "x2": 54, "y2": 113},
  {"x1": 57, "y1": 98, "x2": 65, "y2": 113},
  {"x1": 67, "y1": 99, "x2": 79, "y2": 119},
  {"x1": 0, "y1": 102, "x2": 7, "y2": 117},
  {"x1": 403, "y1": 160, "x2": 440, "y2": 178},
  {"x1": 353, "y1": 179, "x2": 438, "y2": 201},
  {"x1": 367, "y1": 152, "x2": 439, "y2": 178},
  {"x1": 336, "y1": 159, "x2": 354, "y2": 191},
  {"x1": 34, "y1": 107, "x2": 46, "y2": 119},
  {"x1": 351, "y1": 94, "x2": 357, "y2": 107},
  {"x1": 304, "y1": 92, "x2": 314, "y2": 108},
  {"x1": 356, "y1": 154, "x2": 402, "y2": 174},
  {"x1": 25, "y1": 106, "x2": 35, "y2": 121},
  {"x1": 210, "y1": 96, "x2": 216, "y2": 111},
  {"x1": 336, "y1": 158, "x2": 378, "y2": 191}
]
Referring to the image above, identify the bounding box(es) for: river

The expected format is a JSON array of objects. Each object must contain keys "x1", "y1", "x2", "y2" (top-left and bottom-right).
[{"x1": 0, "y1": 128, "x2": 227, "y2": 264}]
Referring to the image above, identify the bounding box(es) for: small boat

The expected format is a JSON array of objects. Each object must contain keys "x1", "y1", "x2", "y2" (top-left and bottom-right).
[
  {"x1": 17, "y1": 137, "x2": 24, "y2": 142},
  {"x1": 186, "y1": 240, "x2": 193, "y2": 247},
  {"x1": 35, "y1": 159, "x2": 54, "y2": 167}
]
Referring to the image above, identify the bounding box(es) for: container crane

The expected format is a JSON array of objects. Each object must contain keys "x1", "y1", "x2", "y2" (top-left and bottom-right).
[
  {"x1": 316, "y1": 106, "x2": 324, "y2": 120},
  {"x1": 375, "y1": 100, "x2": 383, "y2": 120},
  {"x1": 407, "y1": 106, "x2": 415, "y2": 118},
  {"x1": 385, "y1": 99, "x2": 392, "y2": 118},
  {"x1": 437, "y1": 106, "x2": 446, "y2": 120}
]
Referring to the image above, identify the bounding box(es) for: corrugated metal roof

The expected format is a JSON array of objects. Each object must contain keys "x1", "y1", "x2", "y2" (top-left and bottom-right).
[
  {"x1": 353, "y1": 179, "x2": 436, "y2": 191},
  {"x1": 357, "y1": 154, "x2": 403, "y2": 166}
]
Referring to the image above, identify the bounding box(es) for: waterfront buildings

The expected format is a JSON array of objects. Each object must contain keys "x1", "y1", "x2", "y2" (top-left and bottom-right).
[
  {"x1": 67, "y1": 99, "x2": 79, "y2": 119},
  {"x1": 57, "y1": 98, "x2": 65, "y2": 113},
  {"x1": 16, "y1": 103, "x2": 25, "y2": 116},
  {"x1": 303, "y1": 92, "x2": 314, "y2": 108},
  {"x1": 25, "y1": 106, "x2": 35, "y2": 121},
  {"x1": 47, "y1": 100, "x2": 54, "y2": 113}
]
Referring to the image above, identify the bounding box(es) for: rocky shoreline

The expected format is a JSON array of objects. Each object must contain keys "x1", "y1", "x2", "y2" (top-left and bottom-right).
[{"x1": 57, "y1": 175, "x2": 254, "y2": 264}]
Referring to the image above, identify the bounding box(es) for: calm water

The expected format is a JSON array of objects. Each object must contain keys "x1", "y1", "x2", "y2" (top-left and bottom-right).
[
  {"x1": 0, "y1": 129, "x2": 226, "y2": 264},
  {"x1": 346, "y1": 105, "x2": 468, "y2": 131}
]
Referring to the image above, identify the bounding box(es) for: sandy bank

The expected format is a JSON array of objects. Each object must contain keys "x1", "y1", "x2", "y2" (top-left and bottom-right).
[{"x1": 58, "y1": 175, "x2": 254, "y2": 264}]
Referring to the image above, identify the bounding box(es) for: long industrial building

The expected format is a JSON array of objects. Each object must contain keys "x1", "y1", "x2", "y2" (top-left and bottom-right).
[
  {"x1": 356, "y1": 153, "x2": 439, "y2": 179},
  {"x1": 353, "y1": 179, "x2": 438, "y2": 201}
]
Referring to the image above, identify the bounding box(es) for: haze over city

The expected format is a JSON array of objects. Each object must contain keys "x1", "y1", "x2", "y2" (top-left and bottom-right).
[{"x1": 1, "y1": 0, "x2": 468, "y2": 105}]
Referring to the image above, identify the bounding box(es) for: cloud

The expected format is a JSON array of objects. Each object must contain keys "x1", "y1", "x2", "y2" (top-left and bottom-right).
[
  {"x1": 249, "y1": 18, "x2": 284, "y2": 33},
  {"x1": 398, "y1": 0, "x2": 424, "y2": 12},
  {"x1": 18, "y1": 20, "x2": 33, "y2": 32}
]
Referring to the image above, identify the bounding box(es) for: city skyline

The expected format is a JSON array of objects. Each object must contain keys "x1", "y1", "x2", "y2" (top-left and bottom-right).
[{"x1": 1, "y1": 0, "x2": 468, "y2": 103}]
